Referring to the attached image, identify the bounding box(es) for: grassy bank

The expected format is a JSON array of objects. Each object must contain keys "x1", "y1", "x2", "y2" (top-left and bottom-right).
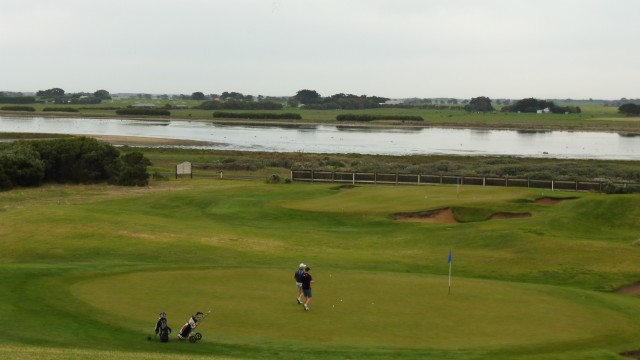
[{"x1": 1, "y1": 178, "x2": 640, "y2": 359}]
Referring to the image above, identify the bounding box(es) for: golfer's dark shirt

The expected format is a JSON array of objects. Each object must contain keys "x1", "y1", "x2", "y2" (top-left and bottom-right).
[{"x1": 301, "y1": 272, "x2": 312, "y2": 289}]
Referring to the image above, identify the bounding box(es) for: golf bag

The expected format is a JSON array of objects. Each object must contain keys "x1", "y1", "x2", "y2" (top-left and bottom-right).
[
  {"x1": 178, "y1": 311, "x2": 206, "y2": 343},
  {"x1": 154, "y1": 312, "x2": 172, "y2": 342}
]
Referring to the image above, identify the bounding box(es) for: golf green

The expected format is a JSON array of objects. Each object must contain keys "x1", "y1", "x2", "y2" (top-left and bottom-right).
[{"x1": 70, "y1": 268, "x2": 638, "y2": 350}]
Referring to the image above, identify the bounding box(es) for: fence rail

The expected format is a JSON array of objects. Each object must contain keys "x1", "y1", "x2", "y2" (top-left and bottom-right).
[{"x1": 290, "y1": 170, "x2": 640, "y2": 193}]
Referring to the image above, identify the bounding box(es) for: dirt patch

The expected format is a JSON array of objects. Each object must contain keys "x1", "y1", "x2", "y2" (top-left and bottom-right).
[
  {"x1": 615, "y1": 282, "x2": 640, "y2": 296},
  {"x1": 489, "y1": 212, "x2": 532, "y2": 220},
  {"x1": 535, "y1": 197, "x2": 578, "y2": 205},
  {"x1": 394, "y1": 208, "x2": 459, "y2": 224}
]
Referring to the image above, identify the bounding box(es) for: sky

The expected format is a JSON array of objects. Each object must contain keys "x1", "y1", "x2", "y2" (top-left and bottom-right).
[{"x1": 1, "y1": 0, "x2": 639, "y2": 100}]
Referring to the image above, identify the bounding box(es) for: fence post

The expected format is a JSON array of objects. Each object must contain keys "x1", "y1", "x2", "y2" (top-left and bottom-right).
[
  {"x1": 374, "y1": 172, "x2": 377, "y2": 184},
  {"x1": 483, "y1": 177, "x2": 485, "y2": 187},
  {"x1": 552, "y1": 180, "x2": 554, "y2": 191},
  {"x1": 311, "y1": 170, "x2": 314, "y2": 184},
  {"x1": 418, "y1": 174, "x2": 421, "y2": 184},
  {"x1": 396, "y1": 173, "x2": 398, "y2": 185},
  {"x1": 352, "y1": 172, "x2": 355, "y2": 185}
]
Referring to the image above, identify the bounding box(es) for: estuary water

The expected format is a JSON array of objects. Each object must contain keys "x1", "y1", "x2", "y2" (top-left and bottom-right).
[{"x1": 0, "y1": 116, "x2": 638, "y2": 160}]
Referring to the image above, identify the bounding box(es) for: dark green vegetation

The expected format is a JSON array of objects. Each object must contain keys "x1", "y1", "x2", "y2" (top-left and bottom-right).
[
  {"x1": 1, "y1": 177, "x2": 640, "y2": 359},
  {"x1": 213, "y1": 111, "x2": 301, "y2": 120},
  {"x1": 1, "y1": 105, "x2": 35, "y2": 112},
  {"x1": 0, "y1": 137, "x2": 150, "y2": 190},
  {"x1": 115, "y1": 108, "x2": 171, "y2": 116},
  {"x1": 502, "y1": 98, "x2": 582, "y2": 114},
  {"x1": 336, "y1": 114, "x2": 423, "y2": 122}
]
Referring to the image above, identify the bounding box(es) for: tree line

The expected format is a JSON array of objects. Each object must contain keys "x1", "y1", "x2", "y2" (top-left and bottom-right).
[{"x1": 0, "y1": 137, "x2": 150, "y2": 191}]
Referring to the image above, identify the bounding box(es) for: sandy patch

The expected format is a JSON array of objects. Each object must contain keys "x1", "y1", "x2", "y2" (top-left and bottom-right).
[
  {"x1": 394, "y1": 208, "x2": 459, "y2": 224},
  {"x1": 89, "y1": 135, "x2": 217, "y2": 146},
  {"x1": 616, "y1": 283, "x2": 640, "y2": 296}
]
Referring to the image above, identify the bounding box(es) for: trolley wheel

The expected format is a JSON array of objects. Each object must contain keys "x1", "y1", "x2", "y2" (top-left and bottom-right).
[
  {"x1": 189, "y1": 335, "x2": 197, "y2": 343},
  {"x1": 195, "y1": 332, "x2": 202, "y2": 340}
]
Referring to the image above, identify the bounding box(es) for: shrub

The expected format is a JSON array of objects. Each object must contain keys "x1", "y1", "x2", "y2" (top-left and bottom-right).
[
  {"x1": 213, "y1": 112, "x2": 302, "y2": 120},
  {"x1": 43, "y1": 107, "x2": 79, "y2": 112},
  {"x1": 108, "y1": 151, "x2": 151, "y2": 186},
  {"x1": 267, "y1": 174, "x2": 281, "y2": 183},
  {"x1": 0, "y1": 96, "x2": 36, "y2": 104},
  {"x1": 0, "y1": 142, "x2": 45, "y2": 187},
  {"x1": 336, "y1": 114, "x2": 423, "y2": 122},
  {"x1": 601, "y1": 182, "x2": 632, "y2": 194},
  {"x1": 116, "y1": 108, "x2": 171, "y2": 116},
  {"x1": 31, "y1": 137, "x2": 120, "y2": 183},
  {"x1": 1, "y1": 105, "x2": 36, "y2": 112}
]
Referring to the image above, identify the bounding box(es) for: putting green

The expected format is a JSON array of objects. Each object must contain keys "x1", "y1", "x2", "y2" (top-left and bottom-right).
[{"x1": 71, "y1": 268, "x2": 636, "y2": 350}]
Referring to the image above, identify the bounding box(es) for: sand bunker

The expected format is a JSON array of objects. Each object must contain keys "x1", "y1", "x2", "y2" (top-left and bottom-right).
[
  {"x1": 394, "y1": 208, "x2": 458, "y2": 224},
  {"x1": 395, "y1": 208, "x2": 532, "y2": 224},
  {"x1": 616, "y1": 283, "x2": 640, "y2": 296}
]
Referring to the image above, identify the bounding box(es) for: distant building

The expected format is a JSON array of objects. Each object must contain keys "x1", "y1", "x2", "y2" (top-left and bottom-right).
[{"x1": 536, "y1": 108, "x2": 551, "y2": 114}]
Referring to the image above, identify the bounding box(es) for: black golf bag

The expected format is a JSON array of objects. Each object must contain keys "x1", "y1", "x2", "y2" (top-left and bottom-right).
[{"x1": 154, "y1": 313, "x2": 172, "y2": 342}]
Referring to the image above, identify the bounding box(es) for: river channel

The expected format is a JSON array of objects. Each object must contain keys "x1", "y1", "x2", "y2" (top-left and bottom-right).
[{"x1": 0, "y1": 116, "x2": 638, "y2": 160}]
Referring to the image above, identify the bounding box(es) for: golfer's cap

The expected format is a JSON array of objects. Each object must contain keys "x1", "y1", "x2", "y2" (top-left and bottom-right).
[{"x1": 299, "y1": 263, "x2": 306, "y2": 268}]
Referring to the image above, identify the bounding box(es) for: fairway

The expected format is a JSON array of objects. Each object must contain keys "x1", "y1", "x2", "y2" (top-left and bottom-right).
[{"x1": 2, "y1": 179, "x2": 640, "y2": 359}]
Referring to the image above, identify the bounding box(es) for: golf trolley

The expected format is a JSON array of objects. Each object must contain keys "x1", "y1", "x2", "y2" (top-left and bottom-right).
[{"x1": 178, "y1": 310, "x2": 211, "y2": 343}]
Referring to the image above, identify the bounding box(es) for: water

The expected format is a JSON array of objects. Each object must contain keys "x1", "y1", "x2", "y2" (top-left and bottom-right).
[{"x1": 0, "y1": 116, "x2": 638, "y2": 160}]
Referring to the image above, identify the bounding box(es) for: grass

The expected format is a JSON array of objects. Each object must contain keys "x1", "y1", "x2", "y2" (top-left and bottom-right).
[{"x1": 1, "y1": 179, "x2": 640, "y2": 359}]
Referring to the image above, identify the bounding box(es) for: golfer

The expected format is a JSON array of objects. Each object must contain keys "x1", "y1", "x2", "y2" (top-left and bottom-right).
[
  {"x1": 301, "y1": 266, "x2": 313, "y2": 311},
  {"x1": 294, "y1": 263, "x2": 305, "y2": 304}
]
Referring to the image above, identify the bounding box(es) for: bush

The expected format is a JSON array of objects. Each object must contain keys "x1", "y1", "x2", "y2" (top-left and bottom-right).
[
  {"x1": 31, "y1": 137, "x2": 120, "y2": 183},
  {"x1": 108, "y1": 151, "x2": 151, "y2": 186},
  {"x1": 116, "y1": 108, "x2": 171, "y2": 116},
  {"x1": 43, "y1": 107, "x2": 79, "y2": 112},
  {"x1": 0, "y1": 142, "x2": 45, "y2": 187},
  {"x1": 267, "y1": 174, "x2": 281, "y2": 183},
  {"x1": 213, "y1": 112, "x2": 302, "y2": 120},
  {"x1": 601, "y1": 182, "x2": 632, "y2": 194},
  {"x1": 197, "y1": 100, "x2": 283, "y2": 110},
  {"x1": 1, "y1": 105, "x2": 36, "y2": 112},
  {"x1": 336, "y1": 114, "x2": 423, "y2": 122},
  {"x1": 0, "y1": 96, "x2": 36, "y2": 104}
]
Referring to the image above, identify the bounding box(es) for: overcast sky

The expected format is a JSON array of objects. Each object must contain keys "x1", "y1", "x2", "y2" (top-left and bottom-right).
[{"x1": 1, "y1": 0, "x2": 638, "y2": 99}]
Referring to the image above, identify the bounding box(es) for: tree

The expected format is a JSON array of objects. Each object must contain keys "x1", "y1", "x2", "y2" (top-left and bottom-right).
[
  {"x1": 94, "y1": 89, "x2": 111, "y2": 100},
  {"x1": 619, "y1": 103, "x2": 640, "y2": 116},
  {"x1": 108, "y1": 151, "x2": 151, "y2": 186},
  {"x1": 191, "y1": 92, "x2": 206, "y2": 100},
  {"x1": 36, "y1": 88, "x2": 65, "y2": 98},
  {"x1": 293, "y1": 89, "x2": 322, "y2": 105},
  {"x1": 467, "y1": 96, "x2": 494, "y2": 112}
]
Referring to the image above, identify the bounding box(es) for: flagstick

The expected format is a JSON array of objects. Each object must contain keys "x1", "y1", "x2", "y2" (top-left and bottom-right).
[
  {"x1": 448, "y1": 249, "x2": 452, "y2": 295},
  {"x1": 448, "y1": 259, "x2": 452, "y2": 295}
]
